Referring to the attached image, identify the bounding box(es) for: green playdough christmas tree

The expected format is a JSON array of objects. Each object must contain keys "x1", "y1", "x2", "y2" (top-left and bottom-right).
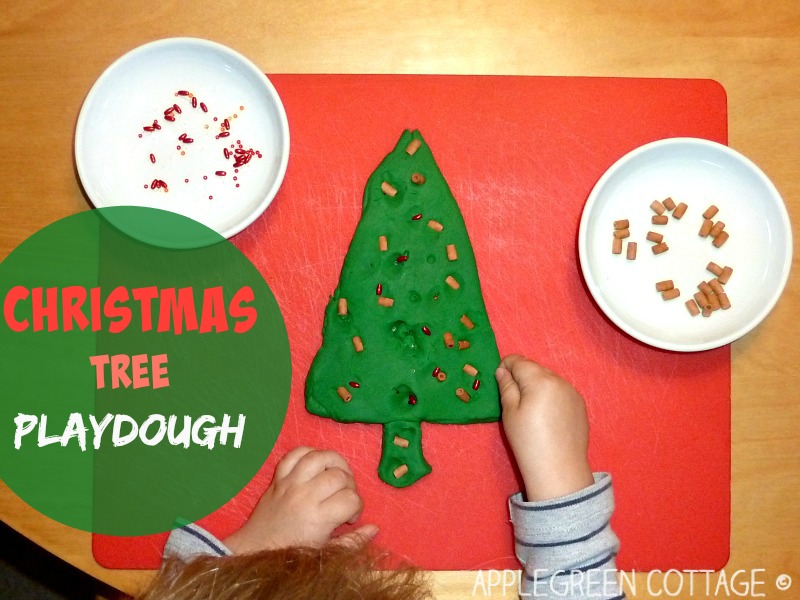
[{"x1": 306, "y1": 130, "x2": 500, "y2": 487}]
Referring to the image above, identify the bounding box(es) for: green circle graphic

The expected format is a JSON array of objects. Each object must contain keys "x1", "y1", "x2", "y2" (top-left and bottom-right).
[{"x1": 0, "y1": 207, "x2": 291, "y2": 535}]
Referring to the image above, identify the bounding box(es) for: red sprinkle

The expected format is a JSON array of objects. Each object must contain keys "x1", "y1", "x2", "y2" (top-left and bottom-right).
[
  {"x1": 179, "y1": 133, "x2": 187, "y2": 141},
  {"x1": 349, "y1": 381, "x2": 360, "y2": 389},
  {"x1": 164, "y1": 106, "x2": 175, "y2": 115},
  {"x1": 422, "y1": 326, "x2": 431, "y2": 336},
  {"x1": 200, "y1": 102, "x2": 208, "y2": 113},
  {"x1": 215, "y1": 171, "x2": 227, "y2": 176},
  {"x1": 152, "y1": 120, "x2": 161, "y2": 130},
  {"x1": 217, "y1": 131, "x2": 230, "y2": 138},
  {"x1": 223, "y1": 118, "x2": 230, "y2": 130},
  {"x1": 164, "y1": 115, "x2": 176, "y2": 122},
  {"x1": 176, "y1": 90, "x2": 189, "y2": 96},
  {"x1": 224, "y1": 148, "x2": 230, "y2": 159},
  {"x1": 151, "y1": 178, "x2": 158, "y2": 188},
  {"x1": 473, "y1": 379, "x2": 481, "y2": 391},
  {"x1": 376, "y1": 283, "x2": 382, "y2": 296},
  {"x1": 432, "y1": 367, "x2": 441, "y2": 377},
  {"x1": 183, "y1": 137, "x2": 194, "y2": 143},
  {"x1": 143, "y1": 126, "x2": 155, "y2": 132},
  {"x1": 173, "y1": 104, "x2": 182, "y2": 114},
  {"x1": 412, "y1": 213, "x2": 423, "y2": 220},
  {"x1": 408, "y1": 394, "x2": 417, "y2": 406},
  {"x1": 396, "y1": 255, "x2": 408, "y2": 263},
  {"x1": 192, "y1": 96, "x2": 197, "y2": 108},
  {"x1": 149, "y1": 153, "x2": 156, "y2": 164}
]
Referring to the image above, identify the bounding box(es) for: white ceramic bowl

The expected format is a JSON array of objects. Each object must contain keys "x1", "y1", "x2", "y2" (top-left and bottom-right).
[
  {"x1": 75, "y1": 37, "x2": 289, "y2": 243},
  {"x1": 578, "y1": 137, "x2": 792, "y2": 352}
]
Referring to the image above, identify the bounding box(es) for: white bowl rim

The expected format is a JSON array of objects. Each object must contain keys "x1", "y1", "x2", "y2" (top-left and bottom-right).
[
  {"x1": 578, "y1": 136, "x2": 793, "y2": 352},
  {"x1": 74, "y1": 36, "x2": 290, "y2": 240}
]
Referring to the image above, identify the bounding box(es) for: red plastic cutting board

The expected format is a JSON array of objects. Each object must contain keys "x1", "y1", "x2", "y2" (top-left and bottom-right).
[{"x1": 93, "y1": 75, "x2": 730, "y2": 572}]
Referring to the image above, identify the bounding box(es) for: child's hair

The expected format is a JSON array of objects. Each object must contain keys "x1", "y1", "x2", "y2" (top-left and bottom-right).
[{"x1": 136, "y1": 543, "x2": 433, "y2": 600}]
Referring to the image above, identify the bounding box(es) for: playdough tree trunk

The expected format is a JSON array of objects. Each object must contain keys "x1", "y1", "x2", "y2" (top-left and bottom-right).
[{"x1": 306, "y1": 130, "x2": 500, "y2": 487}]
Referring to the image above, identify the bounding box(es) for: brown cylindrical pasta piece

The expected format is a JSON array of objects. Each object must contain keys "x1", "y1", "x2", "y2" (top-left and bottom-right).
[
  {"x1": 411, "y1": 173, "x2": 426, "y2": 185},
  {"x1": 663, "y1": 197, "x2": 676, "y2": 211},
  {"x1": 337, "y1": 386, "x2": 352, "y2": 402},
  {"x1": 701, "y1": 307, "x2": 713, "y2": 318},
  {"x1": 709, "y1": 279, "x2": 724, "y2": 296},
  {"x1": 718, "y1": 266, "x2": 733, "y2": 284},
  {"x1": 455, "y1": 388, "x2": 471, "y2": 402},
  {"x1": 352, "y1": 336, "x2": 364, "y2": 352},
  {"x1": 436, "y1": 371, "x2": 447, "y2": 382},
  {"x1": 652, "y1": 215, "x2": 669, "y2": 225},
  {"x1": 703, "y1": 205, "x2": 719, "y2": 219},
  {"x1": 708, "y1": 292, "x2": 721, "y2": 311},
  {"x1": 393, "y1": 435, "x2": 410, "y2": 448},
  {"x1": 406, "y1": 139, "x2": 422, "y2": 155},
  {"x1": 378, "y1": 296, "x2": 394, "y2": 307},
  {"x1": 661, "y1": 288, "x2": 681, "y2": 301},
  {"x1": 656, "y1": 280, "x2": 674, "y2": 292},
  {"x1": 646, "y1": 231, "x2": 664, "y2": 243},
  {"x1": 712, "y1": 231, "x2": 729, "y2": 248},
  {"x1": 699, "y1": 219, "x2": 713, "y2": 237},
  {"x1": 650, "y1": 200, "x2": 667, "y2": 215},
  {"x1": 651, "y1": 242, "x2": 668, "y2": 255},
  {"x1": 446, "y1": 244, "x2": 458, "y2": 261},
  {"x1": 685, "y1": 299, "x2": 700, "y2": 316},
  {"x1": 445, "y1": 275, "x2": 460, "y2": 289},
  {"x1": 698, "y1": 281, "x2": 713, "y2": 296},
  {"x1": 612, "y1": 236, "x2": 623, "y2": 254},
  {"x1": 709, "y1": 221, "x2": 726, "y2": 238},
  {"x1": 443, "y1": 331, "x2": 455, "y2": 348},
  {"x1": 428, "y1": 219, "x2": 444, "y2": 232},
  {"x1": 338, "y1": 298, "x2": 348, "y2": 315},
  {"x1": 463, "y1": 364, "x2": 478, "y2": 376},
  {"x1": 626, "y1": 242, "x2": 637, "y2": 260},
  {"x1": 694, "y1": 291, "x2": 712, "y2": 311},
  {"x1": 457, "y1": 340, "x2": 470, "y2": 350},
  {"x1": 613, "y1": 228, "x2": 630, "y2": 240},
  {"x1": 706, "y1": 262, "x2": 723, "y2": 277},
  {"x1": 381, "y1": 181, "x2": 397, "y2": 197},
  {"x1": 672, "y1": 202, "x2": 688, "y2": 219},
  {"x1": 460, "y1": 314, "x2": 475, "y2": 329},
  {"x1": 718, "y1": 292, "x2": 731, "y2": 310},
  {"x1": 393, "y1": 464, "x2": 409, "y2": 479},
  {"x1": 613, "y1": 219, "x2": 629, "y2": 230},
  {"x1": 379, "y1": 235, "x2": 388, "y2": 251}
]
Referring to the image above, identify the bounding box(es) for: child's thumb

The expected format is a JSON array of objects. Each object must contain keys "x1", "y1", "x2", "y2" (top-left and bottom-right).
[
  {"x1": 331, "y1": 524, "x2": 379, "y2": 549},
  {"x1": 495, "y1": 367, "x2": 521, "y2": 409}
]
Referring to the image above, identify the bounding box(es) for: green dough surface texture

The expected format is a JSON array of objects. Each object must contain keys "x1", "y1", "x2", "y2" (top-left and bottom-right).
[{"x1": 306, "y1": 130, "x2": 500, "y2": 487}]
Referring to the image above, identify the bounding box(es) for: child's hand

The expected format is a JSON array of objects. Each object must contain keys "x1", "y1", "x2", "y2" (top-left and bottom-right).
[
  {"x1": 496, "y1": 355, "x2": 595, "y2": 502},
  {"x1": 223, "y1": 447, "x2": 378, "y2": 554}
]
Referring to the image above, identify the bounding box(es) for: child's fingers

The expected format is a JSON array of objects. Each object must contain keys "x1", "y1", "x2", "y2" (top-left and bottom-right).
[
  {"x1": 320, "y1": 487, "x2": 365, "y2": 528},
  {"x1": 503, "y1": 355, "x2": 550, "y2": 398},
  {"x1": 274, "y1": 446, "x2": 316, "y2": 480},
  {"x1": 289, "y1": 449, "x2": 354, "y2": 483},
  {"x1": 496, "y1": 366, "x2": 521, "y2": 409},
  {"x1": 308, "y1": 466, "x2": 357, "y2": 502}
]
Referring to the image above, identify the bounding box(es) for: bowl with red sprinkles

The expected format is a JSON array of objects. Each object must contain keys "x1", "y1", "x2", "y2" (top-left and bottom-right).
[{"x1": 75, "y1": 37, "x2": 289, "y2": 244}]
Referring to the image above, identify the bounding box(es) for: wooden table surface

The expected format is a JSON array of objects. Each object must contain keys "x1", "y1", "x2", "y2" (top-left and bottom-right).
[{"x1": 1, "y1": 2, "x2": 798, "y2": 598}]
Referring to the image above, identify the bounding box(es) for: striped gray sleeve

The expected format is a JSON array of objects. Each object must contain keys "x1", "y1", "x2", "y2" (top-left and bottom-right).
[
  {"x1": 163, "y1": 523, "x2": 233, "y2": 560},
  {"x1": 509, "y1": 473, "x2": 624, "y2": 600}
]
